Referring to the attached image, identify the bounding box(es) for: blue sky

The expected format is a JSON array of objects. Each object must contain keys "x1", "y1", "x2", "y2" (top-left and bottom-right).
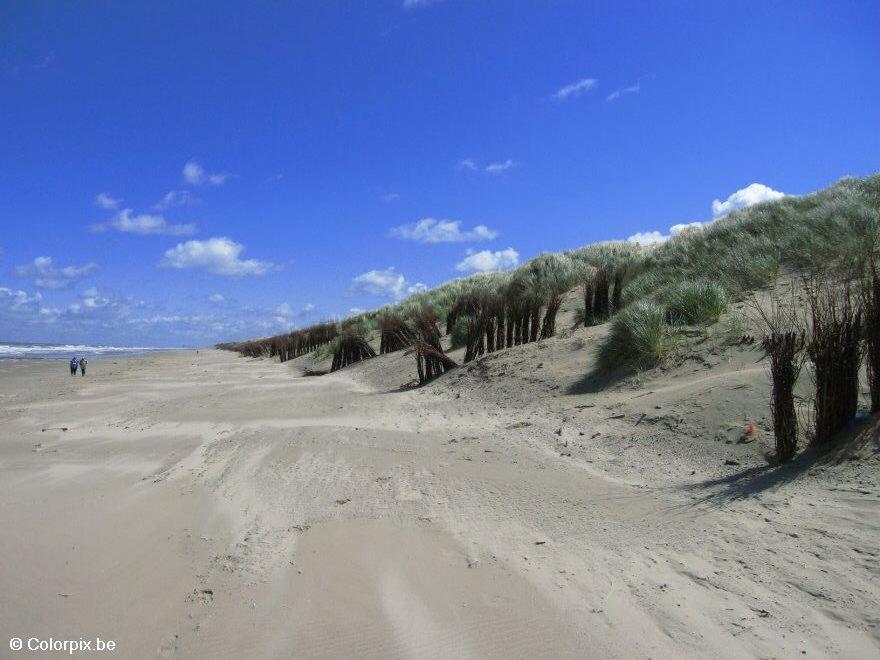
[{"x1": 1, "y1": 1, "x2": 878, "y2": 347}]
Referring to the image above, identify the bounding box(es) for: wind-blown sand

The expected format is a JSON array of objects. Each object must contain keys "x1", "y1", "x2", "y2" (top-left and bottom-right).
[{"x1": 0, "y1": 341, "x2": 878, "y2": 658}]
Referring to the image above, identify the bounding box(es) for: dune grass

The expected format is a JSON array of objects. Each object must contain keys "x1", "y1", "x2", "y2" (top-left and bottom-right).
[
  {"x1": 597, "y1": 301, "x2": 672, "y2": 370},
  {"x1": 449, "y1": 316, "x2": 468, "y2": 349},
  {"x1": 660, "y1": 281, "x2": 728, "y2": 326},
  {"x1": 330, "y1": 322, "x2": 376, "y2": 371}
]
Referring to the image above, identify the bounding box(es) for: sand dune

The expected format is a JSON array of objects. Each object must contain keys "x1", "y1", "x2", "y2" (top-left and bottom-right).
[{"x1": 0, "y1": 343, "x2": 877, "y2": 658}]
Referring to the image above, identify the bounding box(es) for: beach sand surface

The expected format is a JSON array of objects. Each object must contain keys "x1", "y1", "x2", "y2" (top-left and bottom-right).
[{"x1": 0, "y1": 346, "x2": 877, "y2": 659}]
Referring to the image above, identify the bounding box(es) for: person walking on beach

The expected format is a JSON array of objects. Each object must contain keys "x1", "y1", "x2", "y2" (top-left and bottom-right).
[
  {"x1": 70, "y1": 355, "x2": 78, "y2": 376},
  {"x1": 79, "y1": 356, "x2": 88, "y2": 377}
]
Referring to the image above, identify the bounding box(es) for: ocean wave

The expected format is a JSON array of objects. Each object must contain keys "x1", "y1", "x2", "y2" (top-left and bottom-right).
[{"x1": 0, "y1": 343, "x2": 172, "y2": 358}]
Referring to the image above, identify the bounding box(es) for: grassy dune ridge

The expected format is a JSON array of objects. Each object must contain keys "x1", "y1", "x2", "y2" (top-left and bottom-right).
[{"x1": 220, "y1": 174, "x2": 879, "y2": 374}]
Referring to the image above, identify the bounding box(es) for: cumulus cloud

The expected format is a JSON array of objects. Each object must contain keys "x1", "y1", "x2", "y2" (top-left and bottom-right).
[
  {"x1": 627, "y1": 222, "x2": 705, "y2": 245},
  {"x1": 15, "y1": 256, "x2": 97, "y2": 289},
  {"x1": 351, "y1": 267, "x2": 424, "y2": 299},
  {"x1": 0, "y1": 287, "x2": 42, "y2": 311},
  {"x1": 0, "y1": 286, "x2": 56, "y2": 324},
  {"x1": 712, "y1": 183, "x2": 786, "y2": 217},
  {"x1": 553, "y1": 78, "x2": 598, "y2": 101},
  {"x1": 455, "y1": 247, "x2": 520, "y2": 273},
  {"x1": 160, "y1": 238, "x2": 273, "y2": 277},
  {"x1": 208, "y1": 293, "x2": 225, "y2": 303},
  {"x1": 606, "y1": 82, "x2": 641, "y2": 103},
  {"x1": 153, "y1": 190, "x2": 199, "y2": 211},
  {"x1": 182, "y1": 160, "x2": 229, "y2": 187},
  {"x1": 94, "y1": 192, "x2": 121, "y2": 210},
  {"x1": 91, "y1": 209, "x2": 196, "y2": 236},
  {"x1": 62, "y1": 288, "x2": 134, "y2": 322},
  {"x1": 457, "y1": 158, "x2": 520, "y2": 174},
  {"x1": 390, "y1": 218, "x2": 498, "y2": 243},
  {"x1": 272, "y1": 301, "x2": 319, "y2": 325}
]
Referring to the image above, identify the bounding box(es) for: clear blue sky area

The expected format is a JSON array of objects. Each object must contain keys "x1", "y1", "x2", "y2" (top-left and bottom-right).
[{"x1": 1, "y1": 1, "x2": 878, "y2": 346}]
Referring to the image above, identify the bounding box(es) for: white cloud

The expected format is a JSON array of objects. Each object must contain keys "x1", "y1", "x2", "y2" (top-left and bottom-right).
[
  {"x1": 553, "y1": 78, "x2": 598, "y2": 101},
  {"x1": 94, "y1": 192, "x2": 121, "y2": 210},
  {"x1": 183, "y1": 160, "x2": 229, "y2": 187},
  {"x1": 0, "y1": 287, "x2": 42, "y2": 311},
  {"x1": 606, "y1": 82, "x2": 641, "y2": 103},
  {"x1": 153, "y1": 190, "x2": 198, "y2": 211},
  {"x1": 390, "y1": 218, "x2": 499, "y2": 243},
  {"x1": 39, "y1": 306, "x2": 61, "y2": 320},
  {"x1": 160, "y1": 238, "x2": 273, "y2": 277},
  {"x1": 272, "y1": 301, "x2": 314, "y2": 328},
  {"x1": 128, "y1": 313, "x2": 208, "y2": 326},
  {"x1": 208, "y1": 293, "x2": 225, "y2": 303},
  {"x1": 382, "y1": 193, "x2": 400, "y2": 202},
  {"x1": 352, "y1": 268, "x2": 407, "y2": 298},
  {"x1": 0, "y1": 287, "x2": 54, "y2": 324},
  {"x1": 455, "y1": 247, "x2": 520, "y2": 273},
  {"x1": 15, "y1": 256, "x2": 97, "y2": 289},
  {"x1": 712, "y1": 183, "x2": 786, "y2": 217},
  {"x1": 62, "y1": 288, "x2": 132, "y2": 321},
  {"x1": 349, "y1": 307, "x2": 366, "y2": 315},
  {"x1": 484, "y1": 159, "x2": 520, "y2": 174},
  {"x1": 626, "y1": 231, "x2": 667, "y2": 245},
  {"x1": 457, "y1": 158, "x2": 520, "y2": 174},
  {"x1": 351, "y1": 267, "x2": 424, "y2": 299},
  {"x1": 402, "y1": 0, "x2": 440, "y2": 7},
  {"x1": 91, "y1": 208, "x2": 196, "y2": 236},
  {"x1": 627, "y1": 221, "x2": 705, "y2": 245}
]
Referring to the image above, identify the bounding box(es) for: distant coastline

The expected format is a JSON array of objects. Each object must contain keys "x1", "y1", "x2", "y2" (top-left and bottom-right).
[{"x1": 0, "y1": 342, "x2": 179, "y2": 359}]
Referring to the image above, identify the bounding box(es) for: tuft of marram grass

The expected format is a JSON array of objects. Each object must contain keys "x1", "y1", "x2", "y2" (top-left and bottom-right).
[
  {"x1": 598, "y1": 301, "x2": 672, "y2": 370},
  {"x1": 660, "y1": 281, "x2": 728, "y2": 326},
  {"x1": 449, "y1": 316, "x2": 469, "y2": 349}
]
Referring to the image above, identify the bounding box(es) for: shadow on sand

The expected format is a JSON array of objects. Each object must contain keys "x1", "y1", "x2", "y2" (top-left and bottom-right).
[{"x1": 685, "y1": 414, "x2": 880, "y2": 506}]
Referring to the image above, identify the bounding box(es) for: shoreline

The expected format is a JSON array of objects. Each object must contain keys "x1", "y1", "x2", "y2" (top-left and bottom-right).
[{"x1": 0, "y1": 348, "x2": 194, "y2": 360}]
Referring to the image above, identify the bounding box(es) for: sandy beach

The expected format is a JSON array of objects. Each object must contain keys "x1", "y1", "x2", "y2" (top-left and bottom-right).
[{"x1": 0, "y1": 346, "x2": 878, "y2": 659}]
